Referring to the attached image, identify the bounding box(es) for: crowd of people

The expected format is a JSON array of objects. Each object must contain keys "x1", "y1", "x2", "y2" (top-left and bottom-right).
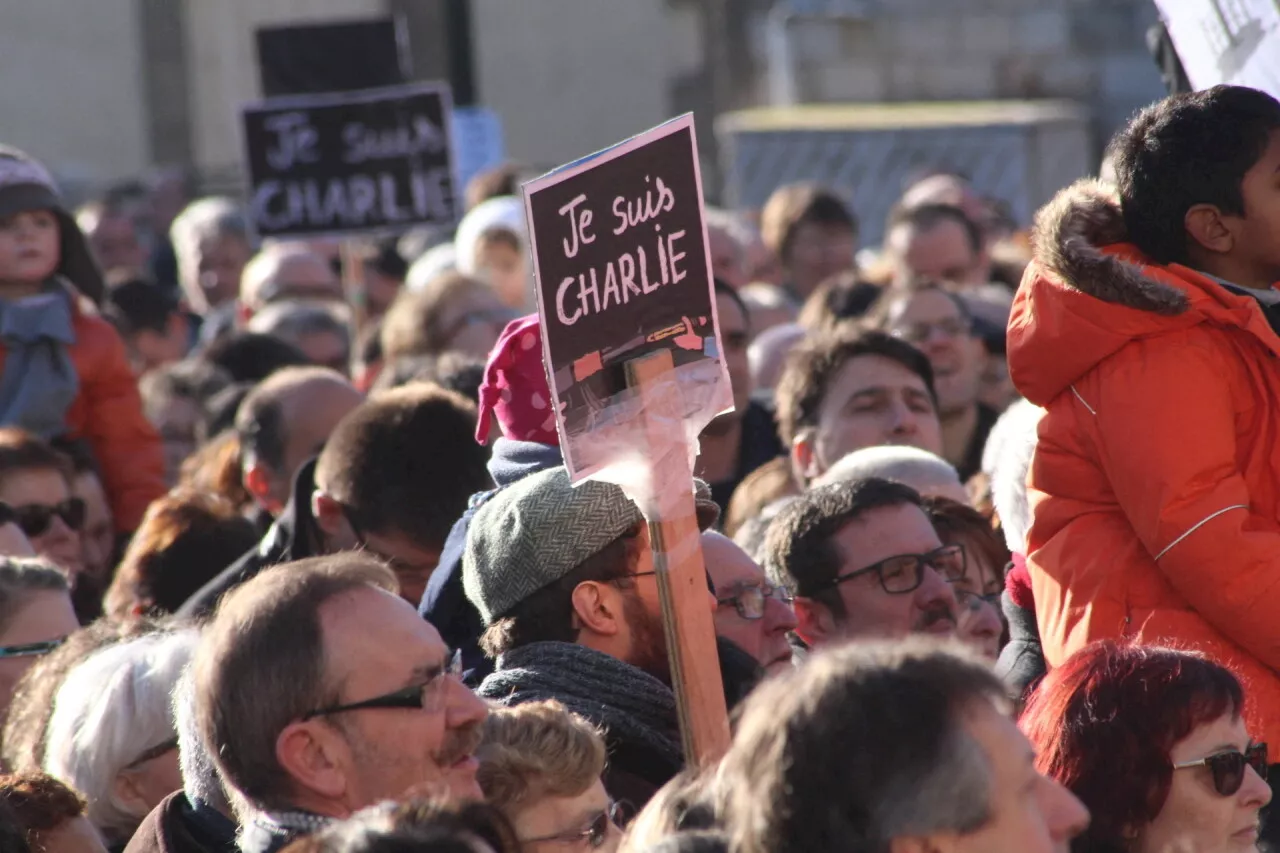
[{"x1": 0, "y1": 80, "x2": 1275, "y2": 853}]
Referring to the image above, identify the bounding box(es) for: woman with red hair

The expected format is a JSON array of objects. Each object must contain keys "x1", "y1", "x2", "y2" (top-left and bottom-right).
[{"x1": 1020, "y1": 641, "x2": 1271, "y2": 853}]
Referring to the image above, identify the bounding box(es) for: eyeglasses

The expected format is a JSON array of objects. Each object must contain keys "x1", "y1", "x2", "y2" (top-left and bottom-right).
[
  {"x1": 0, "y1": 637, "x2": 65, "y2": 659},
  {"x1": 951, "y1": 585, "x2": 1001, "y2": 614},
  {"x1": 302, "y1": 651, "x2": 463, "y2": 721},
  {"x1": 125, "y1": 736, "x2": 179, "y2": 770},
  {"x1": 891, "y1": 317, "x2": 973, "y2": 344},
  {"x1": 1173, "y1": 743, "x2": 1268, "y2": 796},
  {"x1": 617, "y1": 571, "x2": 716, "y2": 595},
  {"x1": 717, "y1": 581, "x2": 792, "y2": 620},
  {"x1": 11, "y1": 498, "x2": 86, "y2": 538},
  {"x1": 520, "y1": 801, "x2": 627, "y2": 848},
  {"x1": 820, "y1": 544, "x2": 966, "y2": 596}
]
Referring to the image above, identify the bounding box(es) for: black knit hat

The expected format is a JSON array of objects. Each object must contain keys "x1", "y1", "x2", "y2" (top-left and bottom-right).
[{"x1": 0, "y1": 146, "x2": 104, "y2": 304}]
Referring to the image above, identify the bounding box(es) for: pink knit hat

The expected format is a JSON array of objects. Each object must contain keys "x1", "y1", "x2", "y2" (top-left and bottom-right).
[{"x1": 475, "y1": 314, "x2": 560, "y2": 446}]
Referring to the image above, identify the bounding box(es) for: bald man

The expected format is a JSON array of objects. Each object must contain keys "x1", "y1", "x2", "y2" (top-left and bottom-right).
[
  {"x1": 238, "y1": 244, "x2": 344, "y2": 317},
  {"x1": 234, "y1": 367, "x2": 364, "y2": 516}
]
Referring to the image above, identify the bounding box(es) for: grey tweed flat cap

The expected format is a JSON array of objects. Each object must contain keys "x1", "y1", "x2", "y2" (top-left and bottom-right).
[{"x1": 462, "y1": 465, "x2": 720, "y2": 624}]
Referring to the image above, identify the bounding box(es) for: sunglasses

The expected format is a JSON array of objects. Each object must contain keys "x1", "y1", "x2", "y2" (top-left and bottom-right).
[
  {"x1": 521, "y1": 801, "x2": 627, "y2": 848},
  {"x1": 1173, "y1": 743, "x2": 1268, "y2": 796},
  {"x1": 6, "y1": 498, "x2": 86, "y2": 538}
]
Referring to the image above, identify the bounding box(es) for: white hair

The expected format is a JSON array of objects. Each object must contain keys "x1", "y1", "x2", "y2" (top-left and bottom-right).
[
  {"x1": 173, "y1": 664, "x2": 230, "y2": 815},
  {"x1": 704, "y1": 207, "x2": 749, "y2": 261},
  {"x1": 981, "y1": 399, "x2": 1045, "y2": 553},
  {"x1": 44, "y1": 629, "x2": 199, "y2": 841},
  {"x1": 453, "y1": 195, "x2": 525, "y2": 277},
  {"x1": 815, "y1": 445, "x2": 965, "y2": 501},
  {"x1": 406, "y1": 242, "x2": 459, "y2": 293},
  {"x1": 169, "y1": 197, "x2": 248, "y2": 289}
]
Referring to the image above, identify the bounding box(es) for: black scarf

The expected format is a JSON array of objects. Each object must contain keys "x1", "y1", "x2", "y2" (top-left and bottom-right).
[{"x1": 477, "y1": 641, "x2": 683, "y2": 773}]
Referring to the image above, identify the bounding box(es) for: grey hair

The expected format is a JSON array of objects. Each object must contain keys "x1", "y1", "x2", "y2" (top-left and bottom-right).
[
  {"x1": 246, "y1": 300, "x2": 353, "y2": 354},
  {"x1": 703, "y1": 207, "x2": 748, "y2": 263},
  {"x1": 170, "y1": 197, "x2": 249, "y2": 289},
  {"x1": 981, "y1": 399, "x2": 1045, "y2": 552},
  {"x1": 814, "y1": 445, "x2": 964, "y2": 496},
  {"x1": 43, "y1": 628, "x2": 199, "y2": 842},
  {"x1": 173, "y1": 664, "x2": 231, "y2": 815},
  {"x1": 0, "y1": 557, "x2": 68, "y2": 632}
]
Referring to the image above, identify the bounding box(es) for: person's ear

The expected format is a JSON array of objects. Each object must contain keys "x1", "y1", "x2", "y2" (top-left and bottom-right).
[
  {"x1": 243, "y1": 461, "x2": 278, "y2": 511},
  {"x1": 312, "y1": 490, "x2": 344, "y2": 538},
  {"x1": 791, "y1": 431, "x2": 819, "y2": 485},
  {"x1": 1185, "y1": 204, "x2": 1236, "y2": 256},
  {"x1": 792, "y1": 596, "x2": 838, "y2": 647},
  {"x1": 570, "y1": 581, "x2": 624, "y2": 638},
  {"x1": 111, "y1": 770, "x2": 156, "y2": 822},
  {"x1": 276, "y1": 720, "x2": 348, "y2": 802}
]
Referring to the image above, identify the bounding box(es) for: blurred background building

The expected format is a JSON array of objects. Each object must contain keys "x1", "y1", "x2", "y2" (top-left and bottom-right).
[{"x1": 1, "y1": 0, "x2": 1168, "y2": 206}]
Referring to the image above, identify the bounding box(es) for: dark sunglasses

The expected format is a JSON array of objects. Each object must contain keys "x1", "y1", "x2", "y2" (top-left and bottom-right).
[
  {"x1": 1173, "y1": 743, "x2": 1268, "y2": 796},
  {"x1": 521, "y1": 801, "x2": 626, "y2": 848},
  {"x1": 10, "y1": 498, "x2": 85, "y2": 538},
  {"x1": 0, "y1": 637, "x2": 65, "y2": 659},
  {"x1": 302, "y1": 651, "x2": 463, "y2": 721}
]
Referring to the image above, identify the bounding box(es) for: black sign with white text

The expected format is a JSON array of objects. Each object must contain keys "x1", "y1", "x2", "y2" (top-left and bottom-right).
[
  {"x1": 242, "y1": 83, "x2": 457, "y2": 239},
  {"x1": 527, "y1": 115, "x2": 731, "y2": 480}
]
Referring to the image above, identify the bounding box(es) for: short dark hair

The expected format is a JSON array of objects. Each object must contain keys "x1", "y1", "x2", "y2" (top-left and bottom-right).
[
  {"x1": 202, "y1": 332, "x2": 310, "y2": 384},
  {"x1": 103, "y1": 277, "x2": 179, "y2": 337},
  {"x1": 760, "y1": 183, "x2": 858, "y2": 263},
  {"x1": 0, "y1": 430, "x2": 73, "y2": 487},
  {"x1": 236, "y1": 367, "x2": 348, "y2": 473},
  {"x1": 775, "y1": 329, "x2": 937, "y2": 446},
  {"x1": 716, "y1": 639, "x2": 1006, "y2": 853},
  {"x1": 371, "y1": 352, "x2": 486, "y2": 405},
  {"x1": 797, "y1": 272, "x2": 883, "y2": 332},
  {"x1": 1109, "y1": 85, "x2": 1280, "y2": 264},
  {"x1": 887, "y1": 203, "x2": 983, "y2": 256},
  {"x1": 479, "y1": 526, "x2": 641, "y2": 658},
  {"x1": 284, "y1": 798, "x2": 521, "y2": 853},
  {"x1": 314, "y1": 384, "x2": 491, "y2": 549},
  {"x1": 194, "y1": 554, "x2": 397, "y2": 810},
  {"x1": 139, "y1": 359, "x2": 233, "y2": 425},
  {"x1": 763, "y1": 478, "x2": 923, "y2": 617}
]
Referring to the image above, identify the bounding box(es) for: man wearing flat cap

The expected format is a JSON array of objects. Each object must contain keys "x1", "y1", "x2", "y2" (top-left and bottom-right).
[{"x1": 465, "y1": 465, "x2": 719, "y2": 807}]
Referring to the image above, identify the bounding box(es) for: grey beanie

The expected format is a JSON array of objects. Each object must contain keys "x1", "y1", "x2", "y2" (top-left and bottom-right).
[
  {"x1": 0, "y1": 146, "x2": 105, "y2": 304},
  {"x1": 462, "y1": 465, "x2": 720, "y2": 624}
]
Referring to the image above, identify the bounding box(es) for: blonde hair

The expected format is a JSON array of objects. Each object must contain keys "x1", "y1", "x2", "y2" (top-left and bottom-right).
[{"x1": 476, "y1": 700, "x2": 606, "y2": 815}]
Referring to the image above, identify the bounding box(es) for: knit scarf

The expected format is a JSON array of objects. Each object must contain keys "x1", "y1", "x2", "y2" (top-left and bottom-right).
[
  {"x1": 0, "y1": 281, "x2": 78, "y2": 439},
  {"x1": 478, "y1": 641, "x2": 683, "y2": 772}
]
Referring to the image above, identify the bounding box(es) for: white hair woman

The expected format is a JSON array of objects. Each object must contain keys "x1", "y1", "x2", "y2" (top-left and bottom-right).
[{"x1": 43, "y1": 628, "x2": 197, "y2": 847}]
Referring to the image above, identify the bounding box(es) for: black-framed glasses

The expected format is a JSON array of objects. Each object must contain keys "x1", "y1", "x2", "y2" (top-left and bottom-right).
[
  {"x1": 717, "y1": 581, "x2": 793, "y2": 620},
  {"x1": 125, "y1": 736, "x2": 179, "y2": 770},
  {"x1": 520, "y1": 801, "x2": 627, "y2": 848},
  {"x1": 302, "y1": 651, "x2": 463, "y2": 721},
  {"x1": 820, "y1": 544, "x2": 966, "y2": 595},
  {"x1": 890, "y1": 316, "x2": 974, "y2": 344},
  {"x1": 11, "y1": 498, "x2": 85, "y2": 538},
  {"x1": 1173, "y1": 743, "x2": 1268, "y2": 796},
  {"x1": 0, "y1": 637, "x2": 65, "y2": 659}
]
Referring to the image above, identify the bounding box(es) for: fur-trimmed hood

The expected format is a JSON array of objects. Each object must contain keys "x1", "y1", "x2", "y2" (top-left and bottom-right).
[{"x1": 1008, "y1": 178, "x2": 1279, "y2": 405}]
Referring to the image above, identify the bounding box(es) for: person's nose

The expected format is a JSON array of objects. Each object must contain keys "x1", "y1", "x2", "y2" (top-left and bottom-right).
[
  {"x1": 887, "y1": 398, "x2": 920, "y2": 437},
  {"x1": 1241, "y1": 761, "x2": 1273, "y2": 808},
  {"x1": 765, "y1": 595, "x2": 798, "y2": 635},
  {"x1": 917, "y1": 566, "x2": 958, "y2": 619},
  {"x1": 1042, "y1": 775, "x2": 1090, "y2": 843},
  {"x1": 447, "y1": 677, "x2": 490, "y2": 728},
  {"x1": 960, "y1": 597, "x2": 1003, "y2": 643}
]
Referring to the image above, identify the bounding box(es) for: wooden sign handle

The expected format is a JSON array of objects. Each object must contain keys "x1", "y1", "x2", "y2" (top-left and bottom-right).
[
  {"x1": 625, "y1": 349, "x2": 731, "y2": 768},
  {"x1": 340, "y1": 239, "x2": 368, "y2": 332}
]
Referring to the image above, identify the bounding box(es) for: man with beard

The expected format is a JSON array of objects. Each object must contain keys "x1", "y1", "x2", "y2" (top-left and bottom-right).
[
  {"x1": 695, "y1": 281, "x2": 785, "y2": 514},
  {"x1": 192, "y1": 553, "x2": 488, "y2": 853},
  {"x1": 465, "y1": 466, "x2": 720, "y2": 807},
  {"x1": 876, "y1": 283, "x2": 996, "y2": 481},
  {"x1": 763, "y1": 477, "x2": 959, "y2": 657}
]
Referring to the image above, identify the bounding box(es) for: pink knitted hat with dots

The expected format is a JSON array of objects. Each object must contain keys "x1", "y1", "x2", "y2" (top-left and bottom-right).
[{"x1": 475, "y1": 314, "x2": 560, "y2": 446}]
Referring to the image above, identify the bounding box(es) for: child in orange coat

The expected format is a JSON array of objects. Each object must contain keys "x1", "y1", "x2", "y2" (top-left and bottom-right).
[{"x1": 0, "y1": 146, "x2": 164, "y2": 535}]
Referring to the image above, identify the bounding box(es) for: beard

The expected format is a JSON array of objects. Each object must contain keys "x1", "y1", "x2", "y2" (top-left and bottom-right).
[
  {"x1": 623, "y1": 593, "x2": 671, "y2": 685},
  {"x1": 338, "y1": 715, "x2": 485, "y2": 801}
]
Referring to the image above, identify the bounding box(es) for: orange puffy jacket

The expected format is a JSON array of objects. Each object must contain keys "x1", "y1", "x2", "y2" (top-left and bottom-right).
[
  {"x1": 1009, "y1": 180, "x2": 1280, "y2": 747},
  {"x1": 0, "y1": 293, "x2": 165, "y2": 534}
]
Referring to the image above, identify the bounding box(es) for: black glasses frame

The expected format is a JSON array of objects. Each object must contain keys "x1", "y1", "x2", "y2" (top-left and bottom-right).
[
  {"x1": 717, "y1": 581, "x2": 793, "y2": 620},
  {"x1": 0, "y1": 637, "x2": 65, "y2": 659},
  {"x1": 125, "y1": 736, "x2": 179, "y2": 770},
  {"x1": 13, "y1": 498, "x2": 86, "y2": 538},
  {"x1": 820, "y1": 543, "x2": 967, "y2": 596},
  {"x1": 1173, "y1": 743, "x2": 1268, "y2": 796},
  {"x1": 302, "y1": 651, "x2": 463, "y2": 721}
]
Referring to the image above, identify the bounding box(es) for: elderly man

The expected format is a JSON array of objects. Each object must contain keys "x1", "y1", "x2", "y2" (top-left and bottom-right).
[
  {"x1": 716, "y1": 639, "x2": 1089, "y2": 853},
  {"x1": 814, "y1": 444, "x2": 969, "y2": 504},
  {"x1": 702, "y1": 532, "x2": 796, "y2": 677},
  {"x1": 193, "y1": 553, "x2": 488, "y2": 853},
  {"x1": 239, "y1": 245, "x2": 346, "y2": 318}
]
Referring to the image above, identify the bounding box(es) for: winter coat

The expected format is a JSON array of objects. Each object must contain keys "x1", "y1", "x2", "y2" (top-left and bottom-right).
[{"x1": 1008, "y1": 179, "x2": 1280, "y2": 746}]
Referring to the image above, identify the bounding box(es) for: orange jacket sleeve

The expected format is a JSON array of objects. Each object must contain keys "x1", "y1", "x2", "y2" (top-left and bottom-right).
[
  {"x1": 77, "y1": 323, "x2": 166, "y2": 533},
  {"x1": 1090, "y1": 331, "x2": 1280, "y2": 671}
]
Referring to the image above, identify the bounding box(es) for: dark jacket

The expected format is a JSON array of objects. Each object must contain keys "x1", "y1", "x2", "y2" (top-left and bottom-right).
[
  {"x1": 178, "y1": 458, "x2": 322, "y2": 619},
  {"x1": 419, "y1": 439, "x2": 561, "y2": 683},
  {"x1": 707, "y1": 394, "x2": 785, "y2": 515},
  {"x1": 122, "y1": 793, "x2": 238, "y2": 853}
]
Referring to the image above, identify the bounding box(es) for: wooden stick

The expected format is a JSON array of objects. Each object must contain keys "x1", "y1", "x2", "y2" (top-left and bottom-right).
[
  {"x1": 625, "y1": 349, "x2": 731, "y2": 768},
  {"x1": 340, "y1": 239, "x2": 368, "y2": 333}
]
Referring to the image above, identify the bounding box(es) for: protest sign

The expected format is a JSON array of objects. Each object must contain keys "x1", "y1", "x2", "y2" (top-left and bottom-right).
[
  {"x1": 525, "y1": 113, "x2": 732, "y2": 481},
  {"x1": 255, "y1": 18, "x2": 410, "y2": 97},
  {"x1": 527, "y1": 114, "x2": 733, "y2": 765},
  {"x1": 241, "y1": 83, "x2": 458, "y2": 240},
  {"x1": 1154, "y1": 0, "x2": 1280, "y2": 94}
]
